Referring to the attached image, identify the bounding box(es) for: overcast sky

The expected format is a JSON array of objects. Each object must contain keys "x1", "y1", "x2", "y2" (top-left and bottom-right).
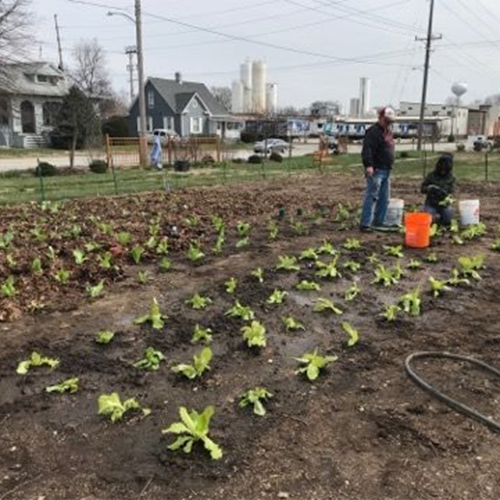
[{"x1": 31, "y1": 0, "x2": 500, "y2": 110}]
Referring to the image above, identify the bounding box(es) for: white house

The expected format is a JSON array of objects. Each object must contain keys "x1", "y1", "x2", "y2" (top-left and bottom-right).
[{"x1": 0, "y1": 62, "x2": 70, "y2": 148}]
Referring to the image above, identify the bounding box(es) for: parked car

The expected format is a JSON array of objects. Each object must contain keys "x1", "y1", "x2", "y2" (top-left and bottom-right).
[
  {"x1": 147, "y1": 129, "x2": 179, "y2": 144},
  {"x1": 254, "y1": 138, "x2": 289, "y2": 154},
  {"x1": 472, "y1": 135, "x2": 493, "y2": 152}
]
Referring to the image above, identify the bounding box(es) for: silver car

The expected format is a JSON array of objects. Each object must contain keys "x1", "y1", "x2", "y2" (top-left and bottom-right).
[{"x1": 254, "y1": 138, "x2": 289, "y2": 154}]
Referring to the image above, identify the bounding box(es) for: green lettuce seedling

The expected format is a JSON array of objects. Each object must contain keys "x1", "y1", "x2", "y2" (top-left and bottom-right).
[
  {"x1": 239, "y1": 387, "x2": 273, "y2": 416},
  {"x1": 54, "y1": 269, "x2": 71, "y2": 284},
  {"x1": 46, "y1": 378, "x2": 79, "y2": 395},
  {"x1": 344, "y1": 238, "x2": 362, "y2": 251},
  {"x1": 343, "y1": 260, "x2": 362, "y2": 273},
  {"x1": 491, "y1": 239, "x2": 500, "y2": 252},
  {"x1": 399, "y1": 288, "x2": 422, "y2": 316},
  {"x1": 191, "y1": 325, "x2": 213, "y2": 345},
  {"x1": 156, "y1": 237, "x2": 170, "y2": 256},
  {"x1": 31, "y1": 258, "x2": 43, "y2": 275},
  {"x1": 384, "y1": 245, "x2": 404, "y2": 258},
  {"x1": 381, "y1": 304, "x2": 401, "y2": 322},
  {"x1": 276, "y1": 255, "x2": 300, "y2": 272},
  {"x1": 87, "y1": 280, "x2": 105, "y2": 299},
  {"x1": 212, "y1": 231, "x2": 225, "y2": 254},
  {"x1": 212, "y1": 215, "x2": 225, "y2": 233},
  {"x1": 225, "y1": 300, "x2": 255, "y2": 321},
  {"x1": 17, "y1": 352, "x2": 59, "y2": 375},
  {"x1": 342, "y1": 322, "x2": 359, "y2": 347},
  {"x1": 237, "y1": 221, "x2": 251, "y2": 238},
  {"x1": 117, "y1": 231, "x2": 131, "y2": 246},
  {"x1": 345, "y1": 283, "x2": 361, "y2": 302},
  {"x1": 186, "y1": 293, "x2": 212, "y2": 310},
  {"x1": 267, "y1": 289, "x2": 288, "y2": 305},
  {"x1": 296, "y1": 280, "x2": 321, "y2": 291},
  {"x1": 172, "y1": 347, "x2": 213, "y2": 379},
  {"x1": 160, "y1": 257, "x2": 171, "y2": 272},
  {"x1": 462, "y1": 223, "x2": 487, "y2": 241},
  {"x1": 251, "y1": 267, "x2": 264, "y2": 283},
  {"x1": 97, "y1": 252, "x2": 114, "y2": 270},
  {"x1": 134, "y1": 298, "x2": 168, "y2": 330},
  {"x1": 317, "y1": 240, "x2": 337, "y2": 256},
  {"x1": 282, "y1": 316, "x2": 305, "y2": 332},
  {"x1": 134, "y1": 347, "x2": 165, "y2": 371},
  {"x1": 407, "y1": 259, "x2": 422, "y2": 270},
  {"x1": 458, "y1": 255, "x2": 485, "y2": 280},
  {"x1": 137, "y1": 271, "x2": 149, "y2": 284},
  {"x1": 315, "y1": 256, "x2": 342, "y2": 279},
  {"x1": 98, "y1": 393, "x2": 149, "y2": 423},
  {"x1": 295, "y1": 349, "x2": 338, "y2": 381},
  {"x1": 95, "y1": 331, "x2": 115, "y2": 345},
  {"x1": 429, "y1": 277, "x2": 451, "y2": 298},
  {"x1": 1, "y1": 276, "x2": 16, "y2": 298},
  {"x1": 267, "y1": 220, "x2": 279, "y2": 241},
  {"x1": 242, "y1": 321, "x2": 267, "y2": 348},
  {"x1": 424, "y1": 253, "x2": 438, "y2": 264},
  {"x1": 372, "y1": 264, "x2": 401, "y2": 287},
  {"x1": 447, "y1": 269, "x2": 470, "y2": 287},
  {"x1": 300, "y1": 248, "x2": 318, "y2": 261},
  {"x1": 225, "y1": 277, "x2": 237, "y2": 294},
  {"x1": 130, "y1": 245, "x2": 145, "y2": 264},
  {"x1": 313, "y1": 298, "x2": 343, "y2": 315},
  {"x1": 73, "y1": 249, "x2": 88, "y2": 265},
  {"x1": 188, "y1": 242, "x2": 205, "y2": 262},
  {"x1": 162, "y1": 406, "x2": 223, "y2": 460}
]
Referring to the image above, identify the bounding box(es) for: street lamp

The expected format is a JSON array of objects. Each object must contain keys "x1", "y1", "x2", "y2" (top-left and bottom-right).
[{"x1": 108, "y1": 1, "x2": 147, "y2": 166}]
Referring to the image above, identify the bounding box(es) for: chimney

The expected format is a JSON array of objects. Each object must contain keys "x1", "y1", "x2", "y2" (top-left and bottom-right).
[{"x1": 175, "y1": 72, "x2": 182, "y2": 84}]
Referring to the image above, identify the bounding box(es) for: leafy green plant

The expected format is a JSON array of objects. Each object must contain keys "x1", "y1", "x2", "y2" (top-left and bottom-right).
[
  {"x1": 97, "y1": 252, "x2": 113, "y2": 270},
  {"x1": 225, "y1": 277, "x2": 237, "y2": 294},
  {"x1": 368, "y1": 253, "x2": 380, "y2": 265},
  {"x1": 399, "y1": 288, "x2": 422, "y2": 316},
  {"x1": 236, "y1": 236, "x2": 249, "y2": 248},
  {"x1": 317, "y1": 240, "x2": 337, "y2": 256},
  {"x1": 98, "y1": 393, "x2": 149, "y2": 423},
  {"x1": 137, "y1": 271, "x2": 149, "y2": 284},
  {"x1": 462, "y1": 223, "x2": 487, "y2": 241},
  {"x1": 239, "y1": 387, "x2": 273, "y2": 416},
  {"x1": 276, "y1": 255, "x2": 300, "y2": 272},
  {"x1": 54, "y1": 269, "x2": 71, "y2": 285},
  {"x1": 191, "y1": 325, "x2": 213, "y2": 345},
  {"x1": 172, "y1": 347, "x2": 213, "y2": 379},
  {"x1": 452, "y1": 235, "x2": 465, "y2": 246},
  {"x1": 186, "y1": 293, "x2": 212, "y2": 310},
  {"x1": 267, "y1": 289, "x2": 288, "y2": 305},
  {"x1": 342, "y1": 322, "x2": 359, "y2": 347},
  {"x1": 134, "y1": 347, "x2": 165, "y2": 371},
  {"x1": 267, "y1": 220, "x2": 279, "y2": 241},
  {"x1": 381, "y1": 304, "x2": 401, "y2": 322},
  {"x1": 315, "y1": 256, "x2": 342, "y2": 280},
  {"x1": 429, "y1": 277, "x2": 451, "y2": 298},
  {"x1": 6, "y1": 254, "x2": 16, "y2": 268},
  {"x1": 86, "y1": 280, "x2": 105, "y2": 299},
  {"x1": 73, "y1": 249, "x2": 88, "y2": 265},
  {"x1": 343, "y1": 260, "x2": 362, "y2": 273},
  {"x1": 333, "y1": 203, "x2": 350, "y2": 223},
  {"x1": 344, "y1": 238, "x2": 362, "y2": 251},
  {"x1": 458, "y1": 255, "x2": 485, "y2": 280},
  {"x1": 162, "y1": 406, "x2": 223, "y2": 460},
  {"x1": 491, "y1": 239, "x2": 500, "y2": 252},
  {"x1": 424, "y1": 253, "x2": 438, "y2": 264},
  {"x1": 313, "y1": 298, "x2": 343, "y2": 315},
  {"x1": 160, "y1": 257, "x2": 172, "y2": 272},
  {"x1": 372, "y1": 264, "x2": 402, "y2": 287},
  {"x1": 130, "y1": 245, "x2": 145, "y2": 264},
  {"x1": 242, "y1": 321, "x2": 267, "y2": 348},
  {"x1": 134, "y1": 298, "x2": 168, "y2": 330},
  {"x1": 384, "y1": 245, "x2": 404, "y2": 258},
  {"x1": 117, "y1": 231, "x2": 132, "y2": 246},
  {"x1": 447, "y1": 269, "x2": 470, "y2": 287},
  {"x1": 46, "y1": 246, "x2": 57, "y2": 262},
  {"x1": 185, "y1": 215, "x2": 199, "y2": 227},
  {"x1": 156, "y1": 237, "x2": 170, "y2": 256},
  {"x1": 225, "y1": 300, "x2": 255, "y2": 321},
  {"x1": 212, "y1": 215, "x2": 225, "y2": 234},
  {"x1": 299, "y1": 248, "x2": 318, "y2": 261},
  {"x1": 0, "y1": 230, "x2": 14, "y2": 249},
  {"x1": 95, "y1": 331, "x2": 115, "y2": 345},
  {"x1": 31, "y1": 257, "x2": 43, "y2": 275},
  {"x1": 296, "y1": 280, "x2": 321, "y2": 291},
  {"x1": 1, "y1": 276, "x2": 16, "y2": 298},
  {"x1": 188, "y1": 242, "x2": 205, "y2": 262},
  {"x1": 146, "y1": 236, "x2": 158, "y2": 250},
  {"x1": 46, "y1": 378, "x2": 79, "y2": 394},
  {"x1": 251, "y1": 267, "x2": 264, "y2": 283},
  {"x1": 407, "y1": 259, "x2": 422, "y2": 270},
  {"x1": 237, "y1": 221, "x2": 251, "y2": 238},
  {"x1": 16, "y1": 352, "x2": 59, "y2": 375},
  {"x1": 282, "y1": 316, "x2": 305, "y2": 331},
  {"x1": 345, "y1": 283, "x2": 361, "y2": 302},
  {"x1": 291, "y1": 220, "x2": 305, "y2": 235},
  {"x1": 295, "y1": 349, "x2": 338, "y2": 381}
]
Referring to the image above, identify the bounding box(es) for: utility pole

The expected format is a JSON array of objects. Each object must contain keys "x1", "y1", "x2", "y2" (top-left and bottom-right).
[
  {"x1": 416, "y1": 0, "x2": 441, "y2": 152},
  {"x1": 135, "y1": 0, "x2": 147, "y2": 166},
  {"x1": 125, "y1": 45, "x2": 138, "y2": 102},
  {"x1": 54, "y1": 14, "x2": 64, "y2": 71}
]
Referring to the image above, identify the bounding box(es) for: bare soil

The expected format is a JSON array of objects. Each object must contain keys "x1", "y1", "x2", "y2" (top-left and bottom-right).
[{"x1": 1, "y1": 173, "x2": 500, "y2": 500}]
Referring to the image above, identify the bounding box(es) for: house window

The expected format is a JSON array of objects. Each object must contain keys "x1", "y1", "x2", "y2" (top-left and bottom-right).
[
  {"x1": 163, "y1": 116, "x2": 174, "y2": 130},
  {"x1": 190, "y1": 117, "x2": 203, "y2": 134},
  {"x1": 147, "y1": 116, "x2": 153, "y2": 132},
  {"x1": 148, "y1": 91, "x2": 154, "y2": 109},
  {"x1": 43, "y1": 102, "x2": 61, "y2": 127},
  {"x1": 37, "y1": 75, "x2": 48, "y2": 83}
]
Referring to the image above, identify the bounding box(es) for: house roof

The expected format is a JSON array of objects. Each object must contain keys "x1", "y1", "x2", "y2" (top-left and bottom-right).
[
  {"x1": 149, "y1": 77, "x2": 230, "y2": 116},
  {"x1": 0, "y1": 62, "x2": 69, "y2": 97}
]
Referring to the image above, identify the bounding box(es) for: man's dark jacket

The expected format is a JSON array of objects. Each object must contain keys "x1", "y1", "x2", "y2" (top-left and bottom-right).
[{"x1": 362, "y1": 123, "x2": 395, "y2": 171}]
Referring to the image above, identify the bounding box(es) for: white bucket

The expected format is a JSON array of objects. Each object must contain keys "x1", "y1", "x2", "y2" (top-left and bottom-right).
[
  {"x1": 459, "y1": 200, "x2": 480, "y2": 226},
  {"x1": 385, "y1": 199, "x2": 405, "y2": 226}
]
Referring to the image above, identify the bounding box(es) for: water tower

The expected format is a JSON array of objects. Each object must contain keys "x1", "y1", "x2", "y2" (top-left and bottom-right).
[{"x1": 451, "y1": 82, "x2": 468, "y2": 137}]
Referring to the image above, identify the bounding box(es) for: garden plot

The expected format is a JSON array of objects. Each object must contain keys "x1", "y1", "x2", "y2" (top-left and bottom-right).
[{"x1": 1, "y1": 174, "x2": 500, "y2": 500}]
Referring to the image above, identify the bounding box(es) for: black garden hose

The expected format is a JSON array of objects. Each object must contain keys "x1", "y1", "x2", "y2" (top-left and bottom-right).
[{"x1": 405, "y1": 351, "x2": 500, "y2": 433}]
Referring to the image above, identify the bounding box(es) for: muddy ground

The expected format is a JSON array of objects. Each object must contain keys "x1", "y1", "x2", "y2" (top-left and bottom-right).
[{"x1": 1, "y1": 173, "x2": 500, "y2": 500}]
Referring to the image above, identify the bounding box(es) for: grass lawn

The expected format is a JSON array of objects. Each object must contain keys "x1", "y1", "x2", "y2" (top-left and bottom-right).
[{"x1": 0, "y1": 152, "x2": 498, "y2": 205}]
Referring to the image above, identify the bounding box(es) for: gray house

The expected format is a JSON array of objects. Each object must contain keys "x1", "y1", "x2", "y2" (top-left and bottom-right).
[
  {"x1": 0, "y1": 62, "x2": 70, "y2": 148},
  {"x1": 129, "y1": 73, "x2": 240, "y2": 139}
]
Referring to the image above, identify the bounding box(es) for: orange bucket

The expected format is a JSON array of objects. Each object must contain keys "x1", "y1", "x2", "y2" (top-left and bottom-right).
[{"x1": 404, "y1": 212, "x2": 432, "y2": 249}]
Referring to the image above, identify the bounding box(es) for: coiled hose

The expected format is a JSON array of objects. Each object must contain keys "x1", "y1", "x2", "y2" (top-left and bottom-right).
[{"x1": 405, "y1": 351, "x2": 500, "y2": 433}]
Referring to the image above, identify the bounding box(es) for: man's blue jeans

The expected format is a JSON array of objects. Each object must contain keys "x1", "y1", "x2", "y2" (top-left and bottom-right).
[{"x1": 360, "y1": 169, "x2": 391, "y2": 227}]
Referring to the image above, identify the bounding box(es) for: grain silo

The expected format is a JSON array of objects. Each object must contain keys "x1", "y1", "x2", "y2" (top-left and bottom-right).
[
  {"x1": 252, "y1": 60, "x2": 267, "y2": 114},
  {"x1": 231, "y1": 80, "x2": 244, "y2": 113},
  {"x1": 240, "y1": 59, "x2": 253, "y2": 113},
  {"x1": 266, "y1": 83, "x2": 278, "y2": 114}
]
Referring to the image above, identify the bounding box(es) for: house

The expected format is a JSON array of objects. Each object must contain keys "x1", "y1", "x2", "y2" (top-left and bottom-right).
[
  {"x1": 0, "y1": 62, "x2": 70, "y2": 148},
  {"x1": 128, "y1": 73, "x2": 241, "y2": 139}
]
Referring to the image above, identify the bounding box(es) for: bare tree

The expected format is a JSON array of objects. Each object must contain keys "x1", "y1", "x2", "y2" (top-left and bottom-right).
[
  {"x1": 71, "y1": 39, "x2": 111, "y2": 98},
  {"x1": 210, "y1": 86, "x2": 232, "y2": 112},
  {"x1": 0, "y1": 0, "x2": 33, "y2": 84}
]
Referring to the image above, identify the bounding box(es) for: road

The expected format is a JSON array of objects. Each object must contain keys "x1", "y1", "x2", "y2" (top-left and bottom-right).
[{"x1": 0, "y1": 141, "x2": 458, "y2": 173}]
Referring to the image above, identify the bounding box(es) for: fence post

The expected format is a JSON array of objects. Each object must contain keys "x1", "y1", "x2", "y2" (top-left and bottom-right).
[
  {"x1": 485, "y1": 151, "x2": 489, "y2": 182},
  {"x1": 288, "y1": 136, "x2": 292, "y2": 177},
  {"x1": 37, "y1": 158, "x2": 46, "y2": 202}
]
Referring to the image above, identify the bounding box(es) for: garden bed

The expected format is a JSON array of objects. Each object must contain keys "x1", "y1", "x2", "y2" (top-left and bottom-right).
[{"x1": 1, "y1": 174, "x2": 500, "y2": 500}]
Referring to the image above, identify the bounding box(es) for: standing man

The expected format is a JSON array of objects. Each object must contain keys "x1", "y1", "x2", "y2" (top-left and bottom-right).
[{"x1": 360, "y1": 107, "x2": 396, "y2": 231}]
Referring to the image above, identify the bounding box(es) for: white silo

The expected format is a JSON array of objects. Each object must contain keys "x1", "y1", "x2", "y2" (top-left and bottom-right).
[
  {"x1": 359, "y1": 77, "x2": 371, "y2": 117},
  {"x1": 231, "y1": 80, "x2": 244, "y2": 113},
  {"x1": 266, "y1": 83, "x2": 278, "y2": 114},
  {"x1": 240, "y1": 59, "x2": 253, "y2": 113},
  {"x1": 252, "y1": 60, "x2": 267, "y2": 114}
]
